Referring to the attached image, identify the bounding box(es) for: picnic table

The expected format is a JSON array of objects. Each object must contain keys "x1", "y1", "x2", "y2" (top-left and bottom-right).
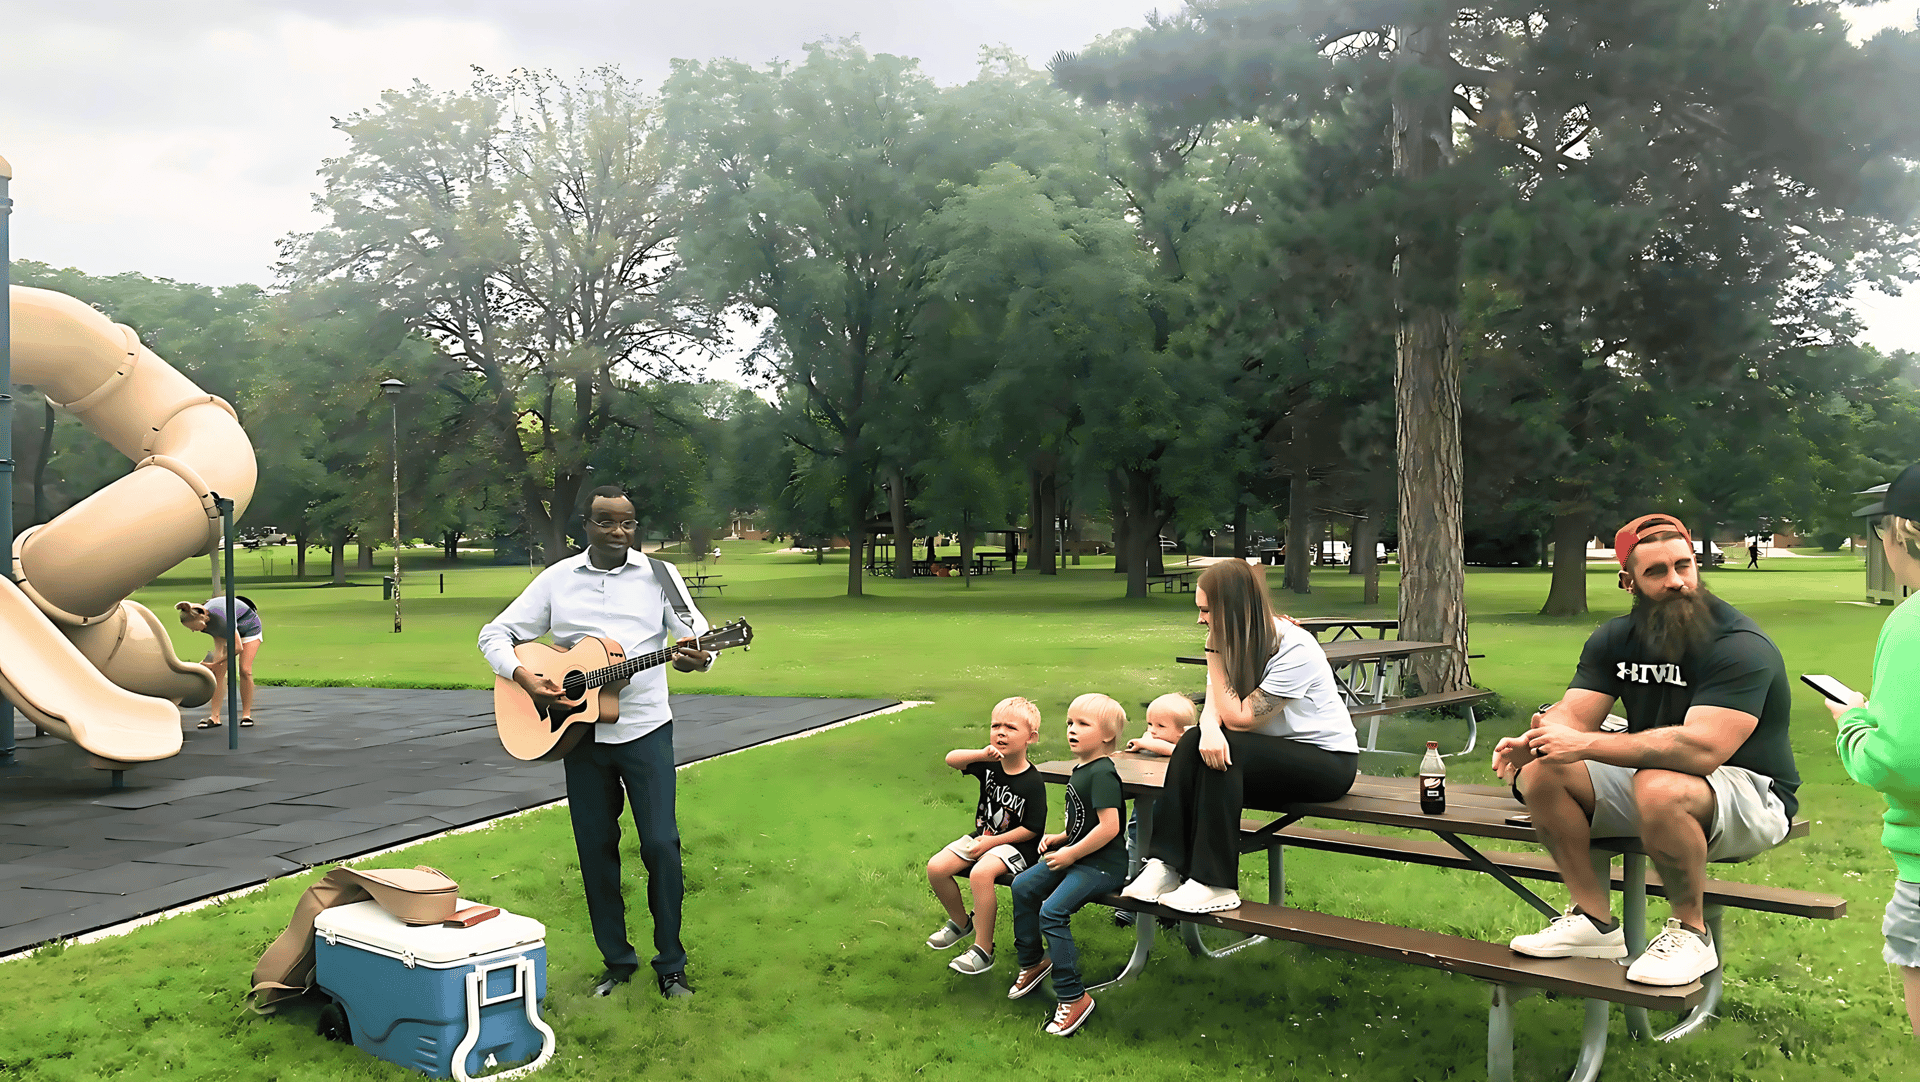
[
  {"x1": 1295, "y1": 616, "x2": 1399, "y2": 641},
  {"x1": 1149, "y1": 568, "x2": 1198, "y2": 593},
  {"x1": 684, "y1": 574, "x2": 724, "y2": 597},
  {"x1": 970, "y1": 551, "x2": 1014, "y2": 575},
  {"x1": 1180, "y1": 638, "x2": 1463, "y2": 717},
  {"x1": 1033, "y1": 753, "x2": 1842, "y2": 1082}
]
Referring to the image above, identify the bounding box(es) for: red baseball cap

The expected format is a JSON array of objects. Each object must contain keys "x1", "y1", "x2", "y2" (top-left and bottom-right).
[{"x1": 1614, "y1": 514, "x2": 1694, "y2": 569}]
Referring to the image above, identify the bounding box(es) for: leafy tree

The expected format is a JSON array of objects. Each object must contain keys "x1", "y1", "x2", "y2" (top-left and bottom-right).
[{"x1": 284, "y1": 66, "x2": 706, "y2": 566}]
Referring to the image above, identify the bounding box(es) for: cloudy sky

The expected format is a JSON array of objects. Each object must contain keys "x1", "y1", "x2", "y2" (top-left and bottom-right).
[{"x1": 3, "y1": 0, "x2": 1918, "y2": 355}]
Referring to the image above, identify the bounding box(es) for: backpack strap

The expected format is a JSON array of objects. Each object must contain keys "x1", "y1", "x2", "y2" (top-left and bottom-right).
[{"x1": 647, "y1": 555, "x2": 696, "y2": 624}]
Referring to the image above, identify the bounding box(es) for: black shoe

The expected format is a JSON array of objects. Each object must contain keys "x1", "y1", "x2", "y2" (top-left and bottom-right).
[
  {"x1": 591, "y1": 969, "x2": 633, "y2": 997},
  {"x1": 657, "y1": 971, "x2": 694, "y2": 999},
  {"x1": 1112, "y1": 908, "x2": 1136, "y2": 927}
]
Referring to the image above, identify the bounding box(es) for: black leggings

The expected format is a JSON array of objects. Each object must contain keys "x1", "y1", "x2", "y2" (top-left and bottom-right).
[{"x1": 1145, "y1": 726, "x2": 1358, "y2": 889}]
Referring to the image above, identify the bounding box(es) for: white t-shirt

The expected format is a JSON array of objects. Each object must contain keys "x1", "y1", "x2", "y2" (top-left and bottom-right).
[{"x1": 1251, "y1": 619, "x2": 1358, "y2": 752}]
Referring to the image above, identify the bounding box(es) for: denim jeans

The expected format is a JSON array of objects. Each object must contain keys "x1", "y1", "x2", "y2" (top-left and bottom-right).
[{"x1": 1011, "y1": 861, "x2": 1125, "y2": 1002}]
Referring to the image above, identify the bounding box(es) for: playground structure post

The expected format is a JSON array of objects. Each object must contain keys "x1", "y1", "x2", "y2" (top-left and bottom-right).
[
  {"x1": 1, "y1": 153, "x2": 16, "y2": 765},
  {"x1": 217, "y1": 497, "x2": 238, "y2": 750},
  {"x1": 381, "y1": 379, "x2": 403, "y2": 633}
]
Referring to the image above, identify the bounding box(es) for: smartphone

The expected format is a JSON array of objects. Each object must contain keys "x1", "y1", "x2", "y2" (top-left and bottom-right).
[
  {"x1": 1800, "y1": 674, "x2": 1857, "y2": 704},
  {"x1": 1504, "y1": 813, "x2": 1532, "y2": 827}
]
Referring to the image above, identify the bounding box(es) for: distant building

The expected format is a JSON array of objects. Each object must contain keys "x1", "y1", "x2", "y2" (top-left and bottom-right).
[{"x1": 1856, "y1": 481, "x2": 1915, "y2": 605}]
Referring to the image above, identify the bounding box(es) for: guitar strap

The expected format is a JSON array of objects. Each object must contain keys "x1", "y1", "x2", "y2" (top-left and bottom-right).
[{"x1": 646, "y1": 555, "x2": 697, "y2": 625}]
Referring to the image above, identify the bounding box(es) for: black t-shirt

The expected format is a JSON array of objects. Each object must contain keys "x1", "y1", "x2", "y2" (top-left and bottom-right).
[
  {"x1": 964, "y1": 761, "x2": 1048, "y2": 864},
  {"x1": 1062, "y1": 756, "x2": 1128, "y2": 877},
  {"x1": 1570, "y1": 595, "x2": 1800, "y2": 818}
]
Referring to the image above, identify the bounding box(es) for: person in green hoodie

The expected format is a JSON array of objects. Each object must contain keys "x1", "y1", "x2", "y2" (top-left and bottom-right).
[{"x1": 1832, "y1": 461, "x2": 1920, "y2": 1037}]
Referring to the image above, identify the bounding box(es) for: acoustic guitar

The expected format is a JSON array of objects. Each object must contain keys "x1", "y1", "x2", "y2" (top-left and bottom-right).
[{"x1": 494, "y1": 619, "x2": 755, "y2": 761}]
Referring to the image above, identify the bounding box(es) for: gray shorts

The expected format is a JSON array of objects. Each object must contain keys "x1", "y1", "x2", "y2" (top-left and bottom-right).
[
  {"x1": 1883, "y1": 881, "x2": 1920, "y2": 968},
  {"x1": 1584, "y1": 760, "x2": 1790, "y2": 863}
]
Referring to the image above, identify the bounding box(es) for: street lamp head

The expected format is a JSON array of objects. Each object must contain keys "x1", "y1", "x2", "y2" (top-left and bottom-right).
[
  {"x1": 380, "y1": 378, "x2": 406, "y2": 397},
  {"x1": 0, "y1": 153, "x2": 12, "y2": 179}
]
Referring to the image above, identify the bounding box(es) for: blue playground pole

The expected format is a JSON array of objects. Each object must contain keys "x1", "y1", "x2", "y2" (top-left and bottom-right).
[
  {"x1": 1, "y1": 153, "x2": 16, "y2": 766},
  {"x1": 217, "y1": 497, "x2": 238, "y2": 751}
]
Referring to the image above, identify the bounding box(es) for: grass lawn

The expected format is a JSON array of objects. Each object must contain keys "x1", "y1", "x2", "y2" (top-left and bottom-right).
[{"x1": 0, "y1": 544, "x2": 1909, "y2": 1080}]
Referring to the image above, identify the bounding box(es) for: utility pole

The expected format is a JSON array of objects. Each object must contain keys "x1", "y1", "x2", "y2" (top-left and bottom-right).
[{"x1": 1, "y1": 153, "x2": 16, "y2": 764}]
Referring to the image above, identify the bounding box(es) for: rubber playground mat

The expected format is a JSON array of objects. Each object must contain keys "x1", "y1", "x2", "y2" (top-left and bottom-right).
[{"x1": 0, "y1": 687, "x2": 897, "y2": 955}]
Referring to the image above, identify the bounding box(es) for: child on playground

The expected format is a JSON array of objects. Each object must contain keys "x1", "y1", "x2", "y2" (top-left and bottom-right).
[
  {"x1": 925, "y1": 696, "x2": 1048, "y2": 975},
  {"x1": 1007, "y1": 693, "x2": 1128, "y2": 1037}
]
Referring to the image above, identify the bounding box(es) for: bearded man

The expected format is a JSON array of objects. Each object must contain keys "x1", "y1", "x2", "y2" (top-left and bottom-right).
[{"x1": 1492, "y1": 514, "x2": 1800, "y2": 986}]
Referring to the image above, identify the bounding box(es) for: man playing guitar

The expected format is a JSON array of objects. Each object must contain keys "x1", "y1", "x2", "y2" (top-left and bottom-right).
[{"x1": 478, "y1": 486, "x2": 713, "y2": 1000}]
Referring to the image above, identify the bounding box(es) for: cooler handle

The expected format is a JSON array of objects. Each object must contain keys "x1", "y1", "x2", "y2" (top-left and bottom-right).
[{"x1": 451, "y1": 958, "x2": 556, "y2": 1082}]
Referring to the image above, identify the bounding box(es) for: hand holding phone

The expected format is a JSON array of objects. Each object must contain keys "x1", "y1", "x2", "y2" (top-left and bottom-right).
[{"x1": 1801, "y1": 674, "x2": 1858, "y2": 704}]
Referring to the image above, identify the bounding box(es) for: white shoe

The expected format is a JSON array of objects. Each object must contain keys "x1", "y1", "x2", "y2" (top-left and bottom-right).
[
  {"x1": 1508, "y1": 906, "x2": 1627, "y2": 959},
  {"x1": 926, "y1": 915, "x2": 972, "y2": 949},
  {"x1": 1626, "y1": 919, "x2": 1718, "y2": 986},
  {"x1": 1119, "y1": 859, "x2": 1181, "y2": 903},
  {"x1": 1157, "y1": 878, "x2": 1241, "y2": 914}
]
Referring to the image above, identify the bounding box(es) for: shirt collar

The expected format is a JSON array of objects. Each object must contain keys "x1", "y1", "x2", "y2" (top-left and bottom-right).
[{"x1": 574, "y1": 550, "x2": 637, "y2": 575}]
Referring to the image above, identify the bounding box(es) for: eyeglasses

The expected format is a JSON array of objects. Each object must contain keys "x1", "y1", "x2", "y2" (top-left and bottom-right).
[
  {"x1": 1872, "y1": 519, "x2": 1887, "y2": 543},
  {"x1": 589, "y1": 519, "x2": 639, "y2": 531}
]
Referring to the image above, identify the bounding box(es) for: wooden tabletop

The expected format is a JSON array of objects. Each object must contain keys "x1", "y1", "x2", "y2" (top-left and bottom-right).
[
  {"x1": 1036, "y1": 753, "x2": 1809, "y2": 853},
  {"x1": 1177, "y1": 638, "x2": 1450, "y2": 666}
]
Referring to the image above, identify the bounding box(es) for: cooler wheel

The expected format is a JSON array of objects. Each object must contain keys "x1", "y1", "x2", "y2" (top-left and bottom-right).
[{"x1": 316, "y1": 1002, "x2": 352, "y2": 1043}]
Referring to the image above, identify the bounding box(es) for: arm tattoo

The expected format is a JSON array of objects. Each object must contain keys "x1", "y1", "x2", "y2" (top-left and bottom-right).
[{"x1": 1245, "y1": 689, "x2": 1278, "y2": 725}]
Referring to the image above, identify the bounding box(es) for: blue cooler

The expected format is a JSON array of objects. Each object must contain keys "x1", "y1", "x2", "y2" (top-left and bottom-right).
[{"x1": 313, "y1": 900, "x2": 555, "y2": 1081}]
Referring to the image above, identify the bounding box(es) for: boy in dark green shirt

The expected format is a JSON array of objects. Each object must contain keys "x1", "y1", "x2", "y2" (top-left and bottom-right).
[{"x1": 1007, "y1": 693, "x2": 1128, "y2": 1037}]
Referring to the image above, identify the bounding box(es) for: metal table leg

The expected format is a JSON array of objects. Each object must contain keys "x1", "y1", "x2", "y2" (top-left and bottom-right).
[
  {"x1": 1621, "y1": 851, "x2": 1650, "y2": 1040},
  {"x1": 1489, "y1": 982, "x2": 1609, "y2": 1082},
  {"x1": 1093, "y1": 792, "x2": 1158, "y2": 990},
  {"x1": 1655, "y1": 903, "x2": 1724, "y2": 1042}
]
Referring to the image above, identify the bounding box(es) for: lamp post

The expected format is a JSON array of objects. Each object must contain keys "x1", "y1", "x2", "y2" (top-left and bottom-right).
[{"x1": 380, "y1": 379, "x2": 404, "y2": 633}]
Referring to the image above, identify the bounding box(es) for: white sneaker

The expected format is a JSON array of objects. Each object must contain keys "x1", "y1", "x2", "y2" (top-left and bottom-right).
[
  {"x1": 1119, "y1": 859, "x2": 1181, "y2": 903},
  {"x1": 1508, "y1": 906, "x2": 1627, "y2": 959},
  {"x1": 948, "y1": 945, "x2": 994, "y2": 975},
  {"x1": 1626, "y1": 919, "x2": 1718, "y2": 986},
  {"x1": 1157, "y1": 878, "x2": 1241, "y2": 914},
  {"x1": 926, "y1": 915, "x2": 972, "y2": 949}
]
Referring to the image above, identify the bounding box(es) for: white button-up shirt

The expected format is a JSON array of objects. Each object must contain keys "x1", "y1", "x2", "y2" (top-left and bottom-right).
[{"x1": 478, "y1": 550, "x2": 713, "y2": 744}]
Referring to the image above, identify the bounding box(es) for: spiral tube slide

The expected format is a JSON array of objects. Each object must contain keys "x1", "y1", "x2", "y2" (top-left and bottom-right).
[{"x1": 3, "y1": 285, "x2": 257, "y2": 766}]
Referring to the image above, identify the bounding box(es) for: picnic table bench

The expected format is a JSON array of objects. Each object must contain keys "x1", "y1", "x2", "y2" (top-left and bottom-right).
[
  {"x1": 1149, "y1": 569, "x2": 1198, "y2": 592},
  {"x1": 1031, "y1": 754, "x2": 1841, "y2": 1082},
  {"x1": 684, "y1": 574, "x2": 724, "y2": 597},
  {"x1": 1296, "y1": 616, "x2": 1399, "y2": 641}
]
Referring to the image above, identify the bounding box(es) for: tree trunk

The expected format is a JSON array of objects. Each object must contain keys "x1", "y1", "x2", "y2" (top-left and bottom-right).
[
  {"x1": 358, "y1": 538, "x2": 374, "y2": 571},
  {"x1": 884, "y1": 466, "x2": 908, "y2": 579},
  {"x1": 330, "y1": 531, "x2": 349, "y2": 585},
  {"x1": 1232, "y1": 502, "x2": 1249, "y2": 560},
  {"x1": 960, "y1": 513, "x2": 975, "y2": 589},
  {"x1": 1353, "y1": 513, "x2": 1381, "y2": 606},
  {"x1": 443, "y1": 530, "x2": 460, "y2": 561},
  {"x1": 1125, "y1": 467, "x2": 1153, "y2": 598},
  {"x1": 845, "y1": 463, "x2": 870, "y2": 597},
  {"x1": 1284, "y1": 472, "x2": 1313, "y2": 595},
  {"x1": 32, "y1": 399, "x2": 54, "y2": 526},
  {"x1": 1110, "y1": 471, "x2": 1130, "y2": 575},
  {"x1": 295, "y1": 531, "x2": 308, "y2": 579},
  {"x1": 1393, "y1": 18, "x2": 1469, "y2": 692},
  {"x1": 1541, "y1": 495, "x2": 1594, "y2": 617},
  {"x1": 1030, "y1": 465, "x2": 1058, "y2": 575}
]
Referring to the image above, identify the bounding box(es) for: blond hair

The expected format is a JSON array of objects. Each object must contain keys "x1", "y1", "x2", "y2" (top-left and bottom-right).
[
  {"x1": 992, "y1": 696, "x2": 1043, "y2": 738},
  {"x1": 1145, "y1": 693, "x2": 1198, "y2": 731},
  {"x1": 1069, "y1": 693, "x2": 1128, "y2": 748}
]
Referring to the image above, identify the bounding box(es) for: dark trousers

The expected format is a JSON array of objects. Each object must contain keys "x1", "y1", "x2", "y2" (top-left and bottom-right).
[
  {"x1": 564, "y1": 722, "x2": 686, "y2": 977},
  {"x1": 1146, "y1": 727, "x2": 1358, "y2": 889},
  {"x1": 1011, "y1": 862, "x2": 1125, "y2": 1003}
]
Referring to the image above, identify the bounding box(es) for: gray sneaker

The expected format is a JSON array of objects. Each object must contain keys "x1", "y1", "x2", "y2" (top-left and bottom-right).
[
  {"x1": 948, "y1": 945, "x2": 994, "y2": 975},
  {"x1": 926, "y1": 916, "x2": 973, "y2": 949}
]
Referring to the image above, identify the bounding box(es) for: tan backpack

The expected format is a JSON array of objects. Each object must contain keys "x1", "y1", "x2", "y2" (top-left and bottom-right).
[{"x1": 245, "y1": 865, "x2": 458, "y2": 1014}]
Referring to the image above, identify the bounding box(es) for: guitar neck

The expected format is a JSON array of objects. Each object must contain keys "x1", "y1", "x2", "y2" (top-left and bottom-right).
[{"x1": 581, "y1": 643, "x2": 683, "y2": 690}]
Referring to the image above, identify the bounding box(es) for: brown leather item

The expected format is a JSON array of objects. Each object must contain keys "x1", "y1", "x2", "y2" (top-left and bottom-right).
[
  {"x1": 327, "y1": 865, "x2": 460, "y2": 925},
  {"x1": 444, "y1": 905, "x2": 501, "y2": 928},
  {"x1": 245, "y1": 864, "x2": 461, "y2": 1014}
]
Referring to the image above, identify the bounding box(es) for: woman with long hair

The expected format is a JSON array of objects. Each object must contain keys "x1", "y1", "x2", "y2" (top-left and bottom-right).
[{"x1": 1120, "y1": 559, "x2": 1358, "y2": 913}]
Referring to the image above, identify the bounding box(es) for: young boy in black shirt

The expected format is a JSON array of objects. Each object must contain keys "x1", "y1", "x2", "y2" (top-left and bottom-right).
[
  {"x1": 1007, "y1": 693, "x2": 1129, "y2": 1037},
  {"x1": 925, "y1": 697, "x2": 1048, "y2": 975}
]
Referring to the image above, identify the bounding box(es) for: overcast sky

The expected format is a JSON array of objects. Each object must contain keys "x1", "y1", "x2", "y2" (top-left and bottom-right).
[{"x1": 3, "y1": 0, "x2": 1919, "y2": 357}]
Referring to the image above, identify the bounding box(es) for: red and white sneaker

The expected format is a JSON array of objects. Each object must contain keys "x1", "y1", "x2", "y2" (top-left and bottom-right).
[
  {"x1": 1045, "y1": 993, "x2": 1095, "y2": 1036},
  {"x1": 1007, "y1": 958, "x2": 1052, "y2": 1000}
]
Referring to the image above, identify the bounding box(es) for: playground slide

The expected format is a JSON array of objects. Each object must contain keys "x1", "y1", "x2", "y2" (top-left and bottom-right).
[{"x1": 3, "y1": 285, "x2": 257, "y2": 766}]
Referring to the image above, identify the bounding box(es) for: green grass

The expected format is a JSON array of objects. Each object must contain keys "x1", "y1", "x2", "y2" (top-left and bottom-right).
[{"x1": 2, "y1": 544, "x2": 1911, "y2": 1080}]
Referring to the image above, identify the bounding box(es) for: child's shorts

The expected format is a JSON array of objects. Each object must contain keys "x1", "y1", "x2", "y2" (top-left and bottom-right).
[
  {"x1": 946, "y1": 837, "x2": 1030, "y2": 875},
  {"x1": 1883, "y1": 880, "x2": 1920, "y2": 968}
]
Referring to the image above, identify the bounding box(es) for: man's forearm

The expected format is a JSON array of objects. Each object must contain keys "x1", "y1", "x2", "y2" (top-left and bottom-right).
[{"x1": 1581, "y1": 728, "x2": 1721, "y2": 775}]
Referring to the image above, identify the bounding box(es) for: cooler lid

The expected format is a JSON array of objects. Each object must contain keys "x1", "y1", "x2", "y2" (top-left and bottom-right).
[{"x1": 313, "y1": 899, "x2": 545, "y2": 964}]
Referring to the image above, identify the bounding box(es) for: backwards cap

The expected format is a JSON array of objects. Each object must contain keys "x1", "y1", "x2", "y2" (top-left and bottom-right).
[{"x1": 1614, "y1": 514, "x2": 1693, "y2": 569}]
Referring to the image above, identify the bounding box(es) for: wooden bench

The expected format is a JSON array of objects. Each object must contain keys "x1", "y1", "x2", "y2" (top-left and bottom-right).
[
  {"x1": 689, "y1": 582, "x2": 724, "y2": 596},
  {"x1": 1150, "y1": 571, "x2": 1197, "y2": 593},
  {"x1": 1348, "y1": 687, "x2": 1497, "y2": 757},
  {"x1": 1103, "y1": 891, "x2": 1702, "y2": 1082}
]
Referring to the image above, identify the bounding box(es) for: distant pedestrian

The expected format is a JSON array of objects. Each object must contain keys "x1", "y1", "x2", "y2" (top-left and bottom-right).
[
  {"x1": 1748, "y1": 541, "x2": 1762, "y2": 569},
  {"x1": 176, "y1": 596, "x2": 263, "y2": 728}
]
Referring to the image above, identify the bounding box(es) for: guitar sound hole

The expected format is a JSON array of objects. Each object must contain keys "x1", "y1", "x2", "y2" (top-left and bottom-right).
[{"x1": 562, "y1": 672, "x2": 587, "y2": 699}]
